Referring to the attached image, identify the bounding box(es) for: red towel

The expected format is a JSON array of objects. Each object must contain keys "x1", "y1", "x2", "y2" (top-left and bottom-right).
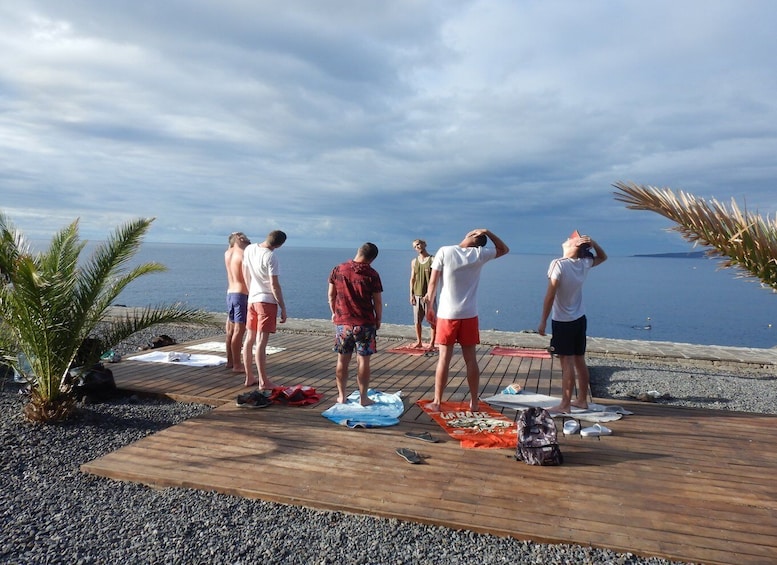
[
  {"x1": 490, "y1": 347, "x2": 551, "y2": 359},
  {"x1": 268, "y1": 385, "x2": 322, "y2": 406}
]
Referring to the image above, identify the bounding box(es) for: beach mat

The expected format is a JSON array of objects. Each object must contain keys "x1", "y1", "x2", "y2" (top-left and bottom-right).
[
  {"x1": 322, "y1": 389, "x2": 405, "y2": 428},
  {"x1": 185, "y1": 341, "x2": 285, "y2": 355},
  {"x1": 417, "y1": 399, "x2": 517, "y2": 449},
  {"x1": 481, "y1": 393, "x2": 629, "y2": 422},
  {"x1": 386, "y1": 344, "x2": 435, "y2": 356},
  {"x1": 129, "y1": 351, "x2": 226, "y2": 367},
  {"x1": 490, "y1": 347, "x2": 551, "y2": 359}
]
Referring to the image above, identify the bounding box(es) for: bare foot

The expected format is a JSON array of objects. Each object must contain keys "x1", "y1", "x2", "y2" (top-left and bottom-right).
[
  {"x1": 360, "y1": 397, "x2": 375, "y2": 407},
  {"x1": 426, "y1": 402, "x2": 441, "y2": 413},
  {"x1": 336, "y1": 395, "x2": 347, "y2": 404},
  {"x1": 469, "y1": 400, "x2": 479, "y2": 412},
  {"x1": 547, "y1": 404, "x2": 570, "y2": 414},
  {"x1": 570, "y1": 400, "x2": 589, "y2": 410},
  {"x1": 259, "y1": 379, "x2": 280, "y2": 390},
  {"x1": 244, "y1": 378, "x2": 258, "y2": 387},
  {"x1": 410, "y1": 341, "x2": 423, "y2": 349},
  {"x1": 225, "y1": 363, "x2": 234, "y2": 369},
  {"x1": 231, "y1": 366, "x2": 245, "y2": 373}
]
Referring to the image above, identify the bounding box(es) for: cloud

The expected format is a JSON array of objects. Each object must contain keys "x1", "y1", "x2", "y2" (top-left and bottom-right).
[{"x1": 1, "y1": 0, "x2": 776, "y2": 255}]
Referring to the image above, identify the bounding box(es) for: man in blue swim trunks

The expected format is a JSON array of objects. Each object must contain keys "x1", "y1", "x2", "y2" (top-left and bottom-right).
[
  {"x1": 224, "y1": 232, "x2": 251, "y2": 372},
  {"x1": 328, "y1": 242, "x2": 383, "y2": 406}
]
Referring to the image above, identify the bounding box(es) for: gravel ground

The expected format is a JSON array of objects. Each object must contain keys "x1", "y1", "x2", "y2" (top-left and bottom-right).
[{"x1": 6, "y1": 323, "x2": 775, "y2": 564}]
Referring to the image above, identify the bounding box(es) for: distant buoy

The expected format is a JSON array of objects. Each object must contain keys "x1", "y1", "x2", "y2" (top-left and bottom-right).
[{"x1": 632, "y1": 317, "x2": 652, "y2": 330}]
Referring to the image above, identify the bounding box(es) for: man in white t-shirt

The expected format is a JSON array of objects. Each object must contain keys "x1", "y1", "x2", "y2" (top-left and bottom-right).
[
  {"x1": 423, "y1": 228, "x2": 509, "y2": 412},
  {"x1": 538, "y1": 232, "x2": 607, "y2": 414},
  {"x1": 241, "y1": 230, "x2": 287, "y2": 390}
]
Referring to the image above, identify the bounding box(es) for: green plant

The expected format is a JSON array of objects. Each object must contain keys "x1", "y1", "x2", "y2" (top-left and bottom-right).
[
  {"x1": 0, "y1": 212, "x2": 216, "y2": 422},
  {"x1": 613, "y1": 181, "x2": 777, "y2": 290}
]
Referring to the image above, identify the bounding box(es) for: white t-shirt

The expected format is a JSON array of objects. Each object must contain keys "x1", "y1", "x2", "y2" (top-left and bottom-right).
[
  {"x1": 431, "y1": 245, "x2": 497, "y2": 319},
  {"x1": 242, "y1": 244, "x2": 280, "y2": 304},
  {"x1": 548, "y1": 256, "x2": 593, "y2": 321}
]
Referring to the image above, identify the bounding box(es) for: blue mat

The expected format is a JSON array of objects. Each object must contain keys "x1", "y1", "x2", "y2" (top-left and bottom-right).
[{"x1": 321, "y1": 389, "x2": 404, "y2": 428}]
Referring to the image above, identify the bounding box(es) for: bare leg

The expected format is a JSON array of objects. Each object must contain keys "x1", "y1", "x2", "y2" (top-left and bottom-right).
[
  {"x1": 242, "y1": 330, "x2": 258, "y2": 387},
  {"x1": 356, "y1": 354, "x2": 374, "y2": 406},
  {"x1": 571, "y1": 355, "x2": 590, "y2": 409},
  {"x1": 255, "y1": 331, "x2": 279, "y2": 389},
  {"x1": 425, "y1": 325, "x2": 437, "y2": 350},
  {"x1": 548, "y1": 355, "x2": 575, "y2": 413},
  {"x1": 225, "y1": 320, "x2": 236, "y2": 368},
  {"x1": 412, "y1": 319, "x2": 423, "y2": 348},
  {"x1": 429, "y1": 344, "x2": 454, "y2": 412},
  {"x1": 335, "y1": 352, "x2": 352, "y2": 403},
  {"x1": 229, "y1": 323, "x2": 246, "y2": 372},
  {"x1": 461, "y1": 344, "x2": 480, "y2": 411}
]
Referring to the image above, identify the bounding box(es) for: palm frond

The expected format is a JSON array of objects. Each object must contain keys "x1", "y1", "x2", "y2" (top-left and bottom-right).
[
  {"x1": 0, "y1": 211, "x2": 214, "y2": 422},
  {"x1": 613, "y1": 181, "x2": 777, "y2": 290}
]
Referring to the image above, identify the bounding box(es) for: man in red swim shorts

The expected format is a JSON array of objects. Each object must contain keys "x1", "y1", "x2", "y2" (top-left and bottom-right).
[{"x1": 424, "y1": 229, "x2": 509, "y2": 412}]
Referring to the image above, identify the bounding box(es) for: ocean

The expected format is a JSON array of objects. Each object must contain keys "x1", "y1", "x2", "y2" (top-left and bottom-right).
[{"x1": 112, "y1": 243, "x2": 777, "y2": 349}]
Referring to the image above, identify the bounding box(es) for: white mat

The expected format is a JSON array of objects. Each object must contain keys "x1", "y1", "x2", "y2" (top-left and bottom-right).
[
  {"x1": 185, "y1": 341, "x2": 286, "y2": 355},
  {"x1": 481, "y1": 393, "x2": 632, "y2": 423},
  {"x1": 129, "y1": 351, "x2": 227, "y2": 367}
]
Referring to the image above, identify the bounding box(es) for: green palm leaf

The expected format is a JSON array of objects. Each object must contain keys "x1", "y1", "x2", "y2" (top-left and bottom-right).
[
  {"x1": 0, "y1": 212, "x2": 217, "y2": 422},
  {"x1": 613, "y1": 181, "x2": 777, "y2": 290}
]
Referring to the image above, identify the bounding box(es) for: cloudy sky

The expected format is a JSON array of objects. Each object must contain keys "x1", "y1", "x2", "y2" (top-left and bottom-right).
[{"x1": 2, "y1": 0, "x2": 776, "y2": 255}]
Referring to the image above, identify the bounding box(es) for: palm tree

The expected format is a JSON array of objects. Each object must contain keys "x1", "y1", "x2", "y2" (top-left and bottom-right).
[
  {"x1": 0, "y1": 212, "x2": 216, "y2": 423},
  {"x1": 613, "y1": 181, "x2": 777, "y2": 291}
]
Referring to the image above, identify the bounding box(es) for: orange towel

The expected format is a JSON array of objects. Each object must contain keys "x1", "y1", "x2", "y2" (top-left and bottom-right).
[{"x1": 417, "y1": 399, "x2": 517, "y2": 449}]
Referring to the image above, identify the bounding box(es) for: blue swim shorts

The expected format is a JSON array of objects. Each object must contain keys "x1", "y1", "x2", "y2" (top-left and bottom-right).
[{"x1": 226, "y1": 293, "x2": 249, "y2": 324}]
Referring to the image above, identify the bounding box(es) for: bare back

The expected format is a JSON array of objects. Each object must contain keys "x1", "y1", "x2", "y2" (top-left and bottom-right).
[{"x1": 225, "y1": 245, "x2": 248, "y2": 294}]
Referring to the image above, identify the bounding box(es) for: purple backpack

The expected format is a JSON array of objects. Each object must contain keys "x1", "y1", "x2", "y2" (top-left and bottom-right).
[{"x1": 515, "y1": 407, "x2": 563, "y2": 466}]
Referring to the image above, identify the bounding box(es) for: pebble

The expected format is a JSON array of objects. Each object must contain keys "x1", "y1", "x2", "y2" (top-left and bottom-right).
[{"x1": 8, "y1": 323, "x2": 771, "y2": 564}]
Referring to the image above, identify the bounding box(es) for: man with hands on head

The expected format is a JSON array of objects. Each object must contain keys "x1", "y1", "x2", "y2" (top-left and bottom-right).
[
  {"x1": 424, "y1": 228, "x2": 509, "y2": 413},
  {"x1": 538, "y1": 232, "x2": 607, "y2": 414}
]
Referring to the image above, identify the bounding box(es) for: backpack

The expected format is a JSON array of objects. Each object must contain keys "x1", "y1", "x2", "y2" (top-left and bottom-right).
[{"x1": 515, "y1": 407, "x2": 563, "y2": 466}]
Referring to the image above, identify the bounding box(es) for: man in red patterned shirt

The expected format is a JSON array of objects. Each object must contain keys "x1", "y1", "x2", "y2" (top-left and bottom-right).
[{"x1": 327, "y1": 242, "x2": 383, "y2": 406}]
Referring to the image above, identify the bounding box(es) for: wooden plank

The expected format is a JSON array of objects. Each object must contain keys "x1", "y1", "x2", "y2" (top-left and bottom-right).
[{"x1": 81, "y1": 332, "x2": 777, "y2": 565}]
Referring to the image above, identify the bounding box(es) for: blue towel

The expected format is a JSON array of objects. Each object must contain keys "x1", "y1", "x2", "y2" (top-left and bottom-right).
[{"x1": 321, "y1": 389, "x2": 404, "y2": 427}]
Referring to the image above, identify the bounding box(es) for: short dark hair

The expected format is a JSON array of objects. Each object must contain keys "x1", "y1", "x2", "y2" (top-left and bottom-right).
[
  {"x1": 267, "y1": 230, "x2": 287, "y2": 247},
  {"x1": 473, "y1": 234, "x2": 487, "y2": 247},
  {"x1": 358, "y1": 242, "x2": 379, "y2": 261}
]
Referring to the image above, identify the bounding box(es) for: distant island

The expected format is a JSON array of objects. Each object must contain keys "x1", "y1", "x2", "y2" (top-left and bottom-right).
[{"x1": 633, "y1": 251, "x2": 706, "y2": 258}]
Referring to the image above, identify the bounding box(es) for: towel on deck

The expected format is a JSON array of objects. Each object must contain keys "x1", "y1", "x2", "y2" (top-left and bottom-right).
[
  {"x1": 386, "y1": 345, "x2": 433, "y2": 356},
  {"x1": 129, "y1": 351, "x2": 226, "y2": 367},
  {"x1": 322, "y1": 389, "x2": 405, "y2": 428},
  {"x1": 481, "y1": 392, "x2": 630, "y2": 422},
  {"x1": 417, "y1": 399, "x2": 517, "y2": 449},
  {"x1": 268, "y1": 385, "x2": 322, "y2": 407},
  {"x1": 185, "y1": 341, "x2": 286, "y2": 355},
  {"x1": 489, "y1": 347, "x2": 551, "y2": 359}
]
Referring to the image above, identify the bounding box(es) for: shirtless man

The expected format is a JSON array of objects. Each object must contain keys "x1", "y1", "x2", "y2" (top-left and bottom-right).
[{"x1": 224, "y1": 232, "x2": 251, "y2": 372}]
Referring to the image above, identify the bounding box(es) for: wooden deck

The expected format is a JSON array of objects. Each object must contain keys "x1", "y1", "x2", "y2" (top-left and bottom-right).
[{"x1": 81, "y1": 332, "x2": 777, "y2": 565}]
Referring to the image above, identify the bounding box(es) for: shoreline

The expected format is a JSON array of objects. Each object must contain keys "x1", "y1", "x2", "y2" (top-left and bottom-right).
[{"x1": 104, "y1": 307, "x2": 777, "y2": 371}]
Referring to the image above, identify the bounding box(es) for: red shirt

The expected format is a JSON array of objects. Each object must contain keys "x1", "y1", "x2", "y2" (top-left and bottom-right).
[{"x1": 328, "y1": 260, "x2": 383, "y2": 325}]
